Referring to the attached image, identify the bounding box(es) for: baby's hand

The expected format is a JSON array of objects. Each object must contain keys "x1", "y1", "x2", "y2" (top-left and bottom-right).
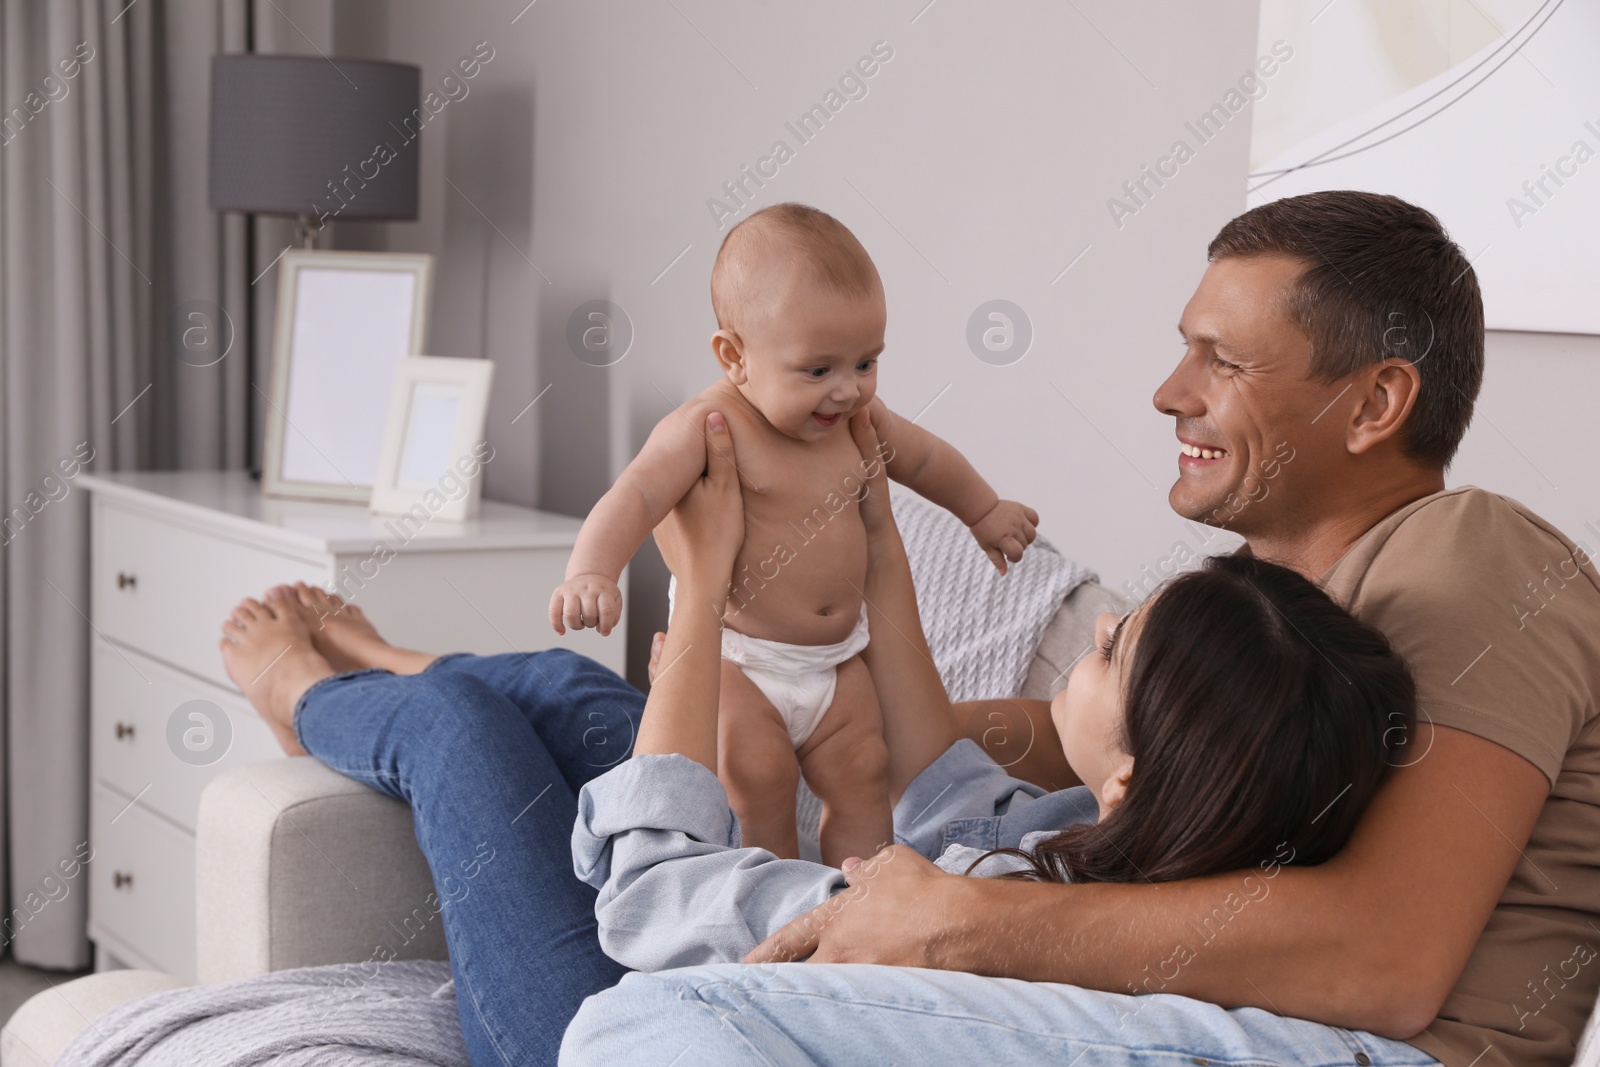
[
  {"x1": 969, "y1": 500, "x2": 1039, "y2": 576},
  {"x1": 549, "y1": 574, "x2": 622, "y2": 636}
]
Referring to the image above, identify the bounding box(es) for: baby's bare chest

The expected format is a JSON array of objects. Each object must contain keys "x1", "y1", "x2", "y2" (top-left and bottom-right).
[{"x1": 732, "y1": 432, "x2": 869, "y2": 527}]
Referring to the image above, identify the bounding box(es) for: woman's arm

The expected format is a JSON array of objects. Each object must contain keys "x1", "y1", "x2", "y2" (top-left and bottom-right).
[
  {"x1": 571, "y1": 752, "x2": 850, "y2": 970},
  {"x1": 572, "y1": 412, "x2": 853, "y2": 969},
  {"x1": 631, "y1": 411, "x2": 740, "y2": 768},
  {"x1": 745, "y1": 721, "x2": 1547, "y2": 1039},
  {"x1": 846, "y1": 409, "x2": 965, "y2": 801}
]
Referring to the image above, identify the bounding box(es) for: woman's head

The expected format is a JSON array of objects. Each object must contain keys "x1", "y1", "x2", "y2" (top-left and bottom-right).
[{"x1": 1011, "y1": 553, "x2": 1414, "y2": 884}]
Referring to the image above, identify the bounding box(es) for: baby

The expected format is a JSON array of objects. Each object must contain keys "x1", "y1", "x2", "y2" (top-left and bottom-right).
[{"x1": 550, "y1": 203, "x2": 1037, "y2": 866}]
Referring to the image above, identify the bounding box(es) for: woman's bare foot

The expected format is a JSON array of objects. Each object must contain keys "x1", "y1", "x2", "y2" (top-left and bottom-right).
[
  {"x1": 219, "y1": 589, "x2": 337, "y2": 756},
  {"x1": 285, "y1": 582, "x2": 439, "y2": 675}
]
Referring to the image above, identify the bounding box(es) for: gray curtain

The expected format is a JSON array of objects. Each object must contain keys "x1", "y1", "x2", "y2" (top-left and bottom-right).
[{"x1": 0, "y1": 0, "x2": 251, "y2": 970}]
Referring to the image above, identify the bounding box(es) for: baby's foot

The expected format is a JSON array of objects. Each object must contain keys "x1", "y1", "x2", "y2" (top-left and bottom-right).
[
  {"x1": 219, "y1": 588, "x2": 336, "y2": 756},
  {"x1": 288, "y1": 582, "x2": 438, "y2": 676}
]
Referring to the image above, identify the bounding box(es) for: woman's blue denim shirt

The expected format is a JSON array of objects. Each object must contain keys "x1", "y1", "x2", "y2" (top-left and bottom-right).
[{"x1": 571, "y1": 738, "x2": 1099, "y2": 972}]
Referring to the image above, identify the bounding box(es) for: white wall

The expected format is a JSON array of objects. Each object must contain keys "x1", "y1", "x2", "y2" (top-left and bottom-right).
[
  {"x1": 322, "y1": 1, "x2": 1599, "y2": 686},
  {"x1": 1452, "y1": 330, "x2": 1600, "y2": 552},
  {"x1": 328, "y1": 0, "x2": 1262, "y2": 682}
]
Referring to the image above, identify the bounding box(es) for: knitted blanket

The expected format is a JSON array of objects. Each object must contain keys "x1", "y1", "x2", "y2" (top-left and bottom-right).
[
  {"x1": 57, "y1": 961, "x2": 463, "y2": 1066},
  {"x1": 890, "y1": 483, "x2": 1092, "y2": 702}
]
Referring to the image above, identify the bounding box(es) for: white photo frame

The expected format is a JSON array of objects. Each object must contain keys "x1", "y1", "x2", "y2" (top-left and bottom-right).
[
  {"x1": 370, "y1": 357, "x2": 495, "y2": 522},
  {"x1": 262, "y1": 250, "x2": 433, "y2": 502}
]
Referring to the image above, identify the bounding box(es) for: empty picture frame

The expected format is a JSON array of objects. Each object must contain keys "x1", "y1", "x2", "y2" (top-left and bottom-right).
[
  {"x1": 262, "y1": 250, "x2": 433, "y2": 502},
  {"x1": 370, "y1": 357, "x2": 495, "y2": 522}
]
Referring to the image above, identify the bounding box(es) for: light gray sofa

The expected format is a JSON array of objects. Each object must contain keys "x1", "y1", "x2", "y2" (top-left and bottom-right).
[{"x1": 1, "y1": 578, "x2": 1133, "y2": 1066}]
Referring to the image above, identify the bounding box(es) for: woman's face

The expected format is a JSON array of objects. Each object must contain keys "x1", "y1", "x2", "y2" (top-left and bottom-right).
[{"x1": 1052, "y1": 608, "x2": 1140, "y2": 818}]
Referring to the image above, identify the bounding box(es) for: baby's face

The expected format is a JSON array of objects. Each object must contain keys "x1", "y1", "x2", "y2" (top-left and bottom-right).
[
  {"x1": 730, "y1": 273, "x2": 885, "y2": 442},
  {"x1": 1052, "y1": 608, "x2": 1139, "y2": 818}
]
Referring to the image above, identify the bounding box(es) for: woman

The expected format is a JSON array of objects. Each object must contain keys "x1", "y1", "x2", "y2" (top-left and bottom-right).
[{"x1": 555, "y1": 408, "x2": 1441, "y2": 1066}]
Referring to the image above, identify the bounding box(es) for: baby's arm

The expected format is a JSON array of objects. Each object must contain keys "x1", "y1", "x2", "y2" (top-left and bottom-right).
[
  {"x1": 549, "y1": 407, "x2": 710, "y2": 635},
  {"x1": 867, "y1": 397, "x2": 1039, "y2": 574}
]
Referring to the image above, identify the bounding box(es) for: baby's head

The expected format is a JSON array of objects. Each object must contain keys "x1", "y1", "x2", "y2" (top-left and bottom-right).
[
  {"x1": 710, "y1": 203, "x2": 885, "y2": 441},
  {"x1": 986, "y1": 554, "x2": 1415, "y2": 884}
]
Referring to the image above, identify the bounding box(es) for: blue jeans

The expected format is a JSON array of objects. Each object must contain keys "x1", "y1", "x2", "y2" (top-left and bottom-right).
[
  {"x1": 560, "y1": 963, "x2": 1443, "y2": 1066},
  {"x1": 292, "y1": 649, "x2": 645, "y2": 1067}
]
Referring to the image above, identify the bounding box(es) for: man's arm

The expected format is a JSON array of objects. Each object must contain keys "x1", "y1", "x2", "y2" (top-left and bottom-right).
[{"x1": 750, "y1": 721, "x2": 1547, "y2": 1039}]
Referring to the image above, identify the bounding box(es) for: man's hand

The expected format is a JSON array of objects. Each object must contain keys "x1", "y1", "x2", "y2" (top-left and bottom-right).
[
  {"x1": 549, "y1": 573, "x2": 622, "y2": 636},
  {"x1": 969, "y1": 500, "x2": 1040, "y2": 575},
  {"x1": 743, "y1": 844, "x2": 966, "y2": 966}
]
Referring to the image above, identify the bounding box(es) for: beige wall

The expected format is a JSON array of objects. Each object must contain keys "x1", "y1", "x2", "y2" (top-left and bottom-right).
[{"x1": 305, "y1": 1, "x2": 1595, "y2": 684}]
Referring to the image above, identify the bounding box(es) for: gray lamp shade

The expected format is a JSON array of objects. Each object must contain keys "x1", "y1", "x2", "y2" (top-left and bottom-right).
[{"x1": 208, "y1": 55, "x2": 421, "y2": 222}]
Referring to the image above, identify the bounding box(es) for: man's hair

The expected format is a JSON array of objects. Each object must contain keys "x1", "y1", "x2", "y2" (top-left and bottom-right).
[
  {"x1": 710, "y1": 202, "x2": 879, "y2": 333},
  {"x1": 1207, "y1": 190, "x2": 1484, "y2": 469}
]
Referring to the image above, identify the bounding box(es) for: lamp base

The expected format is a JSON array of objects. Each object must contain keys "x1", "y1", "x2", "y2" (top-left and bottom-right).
[{"x1": 294, "y1": 214, "x2": 321, "y2": 250}]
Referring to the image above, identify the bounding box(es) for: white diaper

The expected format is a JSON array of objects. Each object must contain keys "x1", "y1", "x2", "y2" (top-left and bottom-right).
[{"x1": 666, "y1": 575, "x2": 870, "y2": 748}]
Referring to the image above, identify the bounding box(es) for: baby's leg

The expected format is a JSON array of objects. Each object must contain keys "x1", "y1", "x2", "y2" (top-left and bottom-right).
[
  {"x1": 717, "y1": 658, "x2": 803, "y2": 859},
  {"x1": 796, "y1": 655, "x2": 893, "y2": 869}
]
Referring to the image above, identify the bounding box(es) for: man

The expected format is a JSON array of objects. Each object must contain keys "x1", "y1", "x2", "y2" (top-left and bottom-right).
[{"x1": 582, "y1": 191, "x2": 1600, "y2": 1067}]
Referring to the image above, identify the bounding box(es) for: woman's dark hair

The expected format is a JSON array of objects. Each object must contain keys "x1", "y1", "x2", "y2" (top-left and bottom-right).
[{"x1": 969, "y1": 553, "x2": 1415, "y2": 884}]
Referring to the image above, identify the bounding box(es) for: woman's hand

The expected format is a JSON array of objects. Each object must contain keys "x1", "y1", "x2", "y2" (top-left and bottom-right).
[
  {"x1": 653, "y1": 411, "x2": 744, "y2": 595},
  {"x1": 633, "y1": 412, "x2": 741, "y2": 768},
  {"x1": 848, "y1": 406, "x2": 895, "y2": 537}
]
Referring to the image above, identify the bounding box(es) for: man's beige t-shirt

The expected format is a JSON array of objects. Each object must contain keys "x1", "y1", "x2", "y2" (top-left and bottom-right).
[{"x1": 1319, "y1": 487, "x2": 1600, "y2": 1067}]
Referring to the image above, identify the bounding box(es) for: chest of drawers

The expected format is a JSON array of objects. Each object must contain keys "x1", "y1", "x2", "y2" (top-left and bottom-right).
[{"x1": 81, "y1": 471, "x2": 624, "y2": 981}]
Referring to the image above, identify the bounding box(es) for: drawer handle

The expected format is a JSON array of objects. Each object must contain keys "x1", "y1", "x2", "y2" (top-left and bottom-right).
[
  {"x1": 117, "y1": 571, "x2": 137, "y2": 591},
  {"x1": 115, "y1": 722, "x2": 135, "y2": 740},
  {"x1": 113, "y1": 871, "x2": 134, "y2": 889}
]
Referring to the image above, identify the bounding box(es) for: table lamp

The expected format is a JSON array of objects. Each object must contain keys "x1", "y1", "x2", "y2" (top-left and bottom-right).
[{"x1": 208, "y1": 55, "x2": 421, "y2": 248}]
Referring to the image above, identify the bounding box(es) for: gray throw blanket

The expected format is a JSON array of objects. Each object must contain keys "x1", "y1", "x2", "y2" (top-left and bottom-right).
[{"x1": 57, "y1": 961, "x2": 464, "y2": 1066}]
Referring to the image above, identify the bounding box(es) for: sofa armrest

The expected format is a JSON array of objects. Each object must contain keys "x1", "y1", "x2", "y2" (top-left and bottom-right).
[
  {"x1": 195, "y1": 757, "x2": 447, "y2": 983},
  {"x1": 1019, "y1": 580, "x2": 1136, "y2": 700},
  {"x1": 1, "y1": 971, "x2": 188, "y2": 1067}
]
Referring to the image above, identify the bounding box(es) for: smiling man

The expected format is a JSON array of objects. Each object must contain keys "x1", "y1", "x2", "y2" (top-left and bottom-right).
[{"x1": 578, "y1": 191, "x2": 1600, "y2": 1067}]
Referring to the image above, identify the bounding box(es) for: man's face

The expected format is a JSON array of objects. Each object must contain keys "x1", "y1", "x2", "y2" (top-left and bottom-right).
[{"x1": 1153, "y1": 254, "x2": 1343, "y2": 533}]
